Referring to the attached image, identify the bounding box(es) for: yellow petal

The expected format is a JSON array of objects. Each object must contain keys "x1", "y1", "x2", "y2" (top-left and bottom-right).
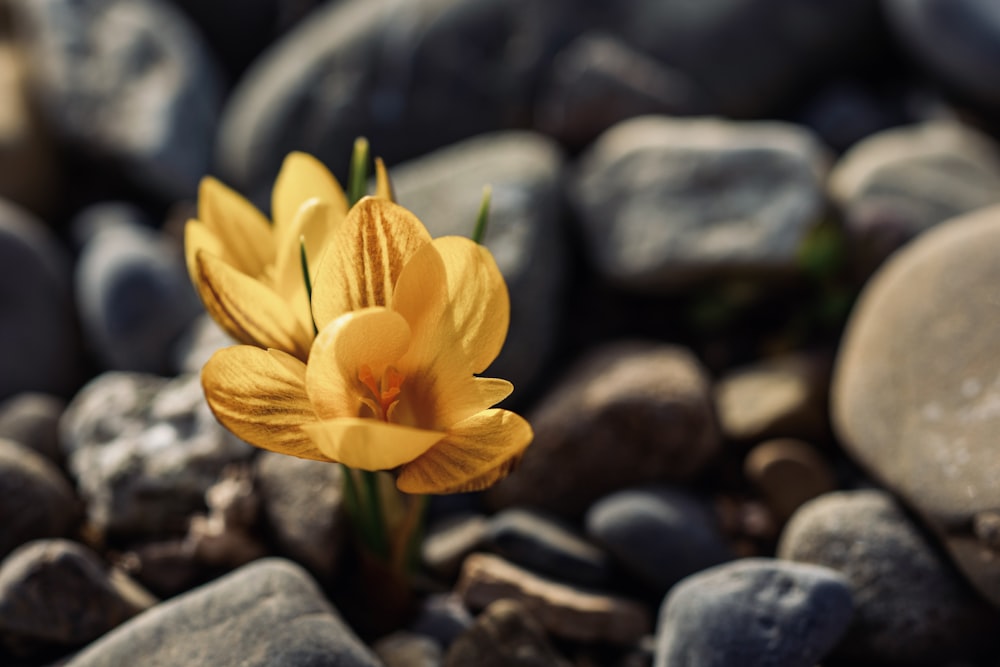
[
  {"x1": 374, "y1": 157, "x2": 395, "y2": 202},
  {"x1": 197, "y1": 177, "x2": 273, "y2": 277},
  {"x1": 396, "y1": 408, "x2": 533, "y2": 494},
  {"x1": 202, "y1": 346, "x2": 330, "y2": 461},
  {"x1": 392, "y1": 371, "x2": 513, "y2": 432},
  {"x1": 194, "y1": 250, "x2": 313, "y2": 359},
  {"x1": 302, "y1": 418, "x2": 444, "y2": 471},
  {"x1": 271, "y1": 152, "x2": 348, "y2": 240},
  {"x1": 306, "y1": 308, "x2": 411, "y2": 419},
  {"x1": 311, "y1": 198, "x2": 432, "y2": 329},
  {"x1": 393, "y1": 236, "x2": 510, "y2": 374},
  {"x1": 272, "y1": 199, "x2": 333, "y2": 334},
  {"x1": 184, "y1": 219, "x2": 224, "y2": 287}
]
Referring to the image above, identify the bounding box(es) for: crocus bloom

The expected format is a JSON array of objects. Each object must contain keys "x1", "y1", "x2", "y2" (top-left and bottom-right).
[
  {"x1": 201, "y1": 197, "x2": 533, "y2": 494},
  {"x1": 185, "y1": 152, "x2": 392, "y2": 360}
]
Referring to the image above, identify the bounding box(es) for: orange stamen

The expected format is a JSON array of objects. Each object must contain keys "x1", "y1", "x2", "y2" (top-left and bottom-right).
[{"x1": 358, "y1": 364, "x2": 404, "y2": 421}]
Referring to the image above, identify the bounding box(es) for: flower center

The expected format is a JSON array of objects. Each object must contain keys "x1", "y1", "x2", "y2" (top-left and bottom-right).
[{"x1": 358, "y1": 364, "x2": 404, "y2": 422}]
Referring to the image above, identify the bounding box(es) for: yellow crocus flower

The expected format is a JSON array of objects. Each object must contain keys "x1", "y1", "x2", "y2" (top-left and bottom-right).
[
  {"x1": 185, "y1": 152, "x2": 393, "y2": 360},
  {"x1": 200, "y1": 197, "x2": 533, "y2": 494}
]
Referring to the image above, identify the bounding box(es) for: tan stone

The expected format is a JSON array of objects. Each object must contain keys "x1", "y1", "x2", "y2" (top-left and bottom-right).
[{"x1": 744, "y1": 438, "x2": 837, "y2": 520}]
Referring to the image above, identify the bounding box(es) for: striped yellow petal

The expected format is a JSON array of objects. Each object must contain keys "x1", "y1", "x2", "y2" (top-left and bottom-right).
[
  {"x1": 202, "y1": 347, "x2": 329, "y2": 461},
  {"x1": 271, "y1": 151, "x2": 348, "y2": 240},
  {"x1": 197, "y1": 176, "x2": 272, "y2": 278},
  {"x1": 396, "y1": 408, "x2": 533, "y2": 494},
  {"x1": 302, "y1": 418, "x2": 444, "y2": 470}
]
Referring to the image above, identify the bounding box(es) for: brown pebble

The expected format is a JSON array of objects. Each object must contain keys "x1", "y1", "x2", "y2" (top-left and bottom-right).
[{"x1": 744, "y1": 438, "x2": 837, "y2": 520}]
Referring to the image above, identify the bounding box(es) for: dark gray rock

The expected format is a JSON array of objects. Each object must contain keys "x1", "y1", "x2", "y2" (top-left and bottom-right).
[
  {"x1": 64, "y1": 558, "x2": 382, "y2": 667},
  {"x1": 829, "y1": 121, "x2": 1000, "y2": 279},
  {"x1": 255, "y1": 451, "x2": 346, "y2": 582},
  {"x1": 421, "y1": 513, "x2": 488, "y2": 580},
  {"x1": 586, "y1": 486, "x2": 730, "y2": 595},
  {"x1": 654, "y1": 558, "x2": 853, "y2": 667},
  {"x1": 216, "y1": 0, "x2": 572, "y2": 198},
  {"x1": 570, "y1": 116, "x2": 829, "y2": 290},
  {"x1": 778, "y1": 490, "x2": 1000, "y2": 666},
  {"x1": 0, "y1": 439, "x2": 79, "y2": 561},
  {"x1": 0, "y1": 199, "x2": 79, "y2": 401},
  {"x1": 391, "y1": 131, "x2": 566, "y2": 395},
  {"x1": 0, "y1": 539, "x2": 155, "y2": 657},
  {"x1": 0, "y1": 393, "x2": 65, "y2": 465},
  {"x1": 831, "y1": 204, "x2": 1000, "y2": 606},
  {"x1": 488, "y1": 343, "x2": 719, "y2": 517},
  {"x1": 9, "y1": 0, "x2": 222, "y2": 199},
  {"x1": 885, "y1": 0, "x2": 1000, "y2": 108},
  {"x1": 445, "y1": 598, "x2": 571, "y2": 667},
  {"x1": 485, "y1": 508, "x2": 610, "y2": 588},
  {"x1": 75, "y1": 214, "x2": 202, "y2": 374},
  {"x1": 60, "y1": 371, "x2": 253, "y2": 540},
  {"x1": 172, "y1": 313, "x2": 236, "y2": 375},
  {"x1": 409, "y1": 593, "x2": 474, "y2": 649}
]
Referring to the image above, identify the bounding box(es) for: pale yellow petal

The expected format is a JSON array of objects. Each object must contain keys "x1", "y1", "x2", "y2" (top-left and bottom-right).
[
  {"x1": 194, "y1": 250, "x2": 313, "y2": 359},
  {"x1": 198, "y1": 177, "x2": 273, "y2": 277},
  {"x1": 302, "y1": 418, "x2": 444, "y2": 470},
  {"x1": 311, "y1": 198, "x2": 432, "y2": 329},
  {"x1": 202, "y1": 346, "x2": 330, "y2": 461},
  {"x1": 396, "y1": 408, "x2": 533, "y2": 494},
  {"x1": 393, "y1": 236, "x2": 510, "y2": 374},
  {"x1": 271, "y1": 151, "x2": 348, "y2": 239},
  {"x1": 272, "y1": 199, "x2": 333, "y2": 334},
  {"x1": 184, "y1": 219, "x2": 224, "y2": 287},
  {"x1": 392, "y1": 371, "x2": 513, "y2": 432},
  {"x1": 306, "y1": 308, "x2": 411, "y2": 419},
  {"x1": 374, "y1": 157, "x2": 395, "y2": 202}
]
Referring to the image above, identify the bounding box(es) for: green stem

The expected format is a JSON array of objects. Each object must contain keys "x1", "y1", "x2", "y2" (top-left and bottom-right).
[
  {"x1": 299, "y1": 237, "x2": 318, "y2": 335},
  {"x1": 360, "y1": 470, "x2": 388, "y2": 559},
  {"x1": 348, "y1": 137, "x2": 371, "y2": 207},
  {"x1": 472, "y1": 185, "x2": 492, "y2": 245}
]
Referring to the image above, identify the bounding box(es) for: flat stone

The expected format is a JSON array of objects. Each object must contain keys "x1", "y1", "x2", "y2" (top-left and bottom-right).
[
  {"x1": 488, "y1": 342, "x2": 719, "y2": 517},
  {"x1": 655, "y1": 558, "x2": 853, "y2": 667},
  {"x1": 59, "y1": 371, "x2": 253, "y2": 540},
  {"x1": 421, "y1": 514, "x2": 489, "y2": 580},
  {"x1": 778, "y1": 490, "x2": 1000, "y2": 665},
  {"x1": 831, "y1": 204, "x2": 1000, "y2": 605},
  {"x1": 744, "y1": 439, "x2": 837, "y2": 521},
  {"x1": 0, "y1": 439, "x2": 80, "y2": 561},
  {"x1": 569, "y1": 116, "x2": 829, "y2": 290},
  {"x1": 390, "y1": 131, "x2": 566, "y2": 394},
  {"x1": 456, "y1": 553, "x2": 651, "y2": 645},
  {"x1": 0, "y1": 539, "x2": 155, "y2": 657},
  {"x1": 445, "y1": 599, "x2": 570, "y2": 667},
  {"x1": 63, "y1": 558, "x2": 382, "y2": 667}
]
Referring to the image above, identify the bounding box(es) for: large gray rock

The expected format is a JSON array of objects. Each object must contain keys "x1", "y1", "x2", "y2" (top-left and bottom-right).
[
  {"x1": 0, "y1": 199, "x2": 79, "y2": 401},
  {"x1": 832, "y1": 204, "x2": 1000, "y2": 606},
  {"x1": 216, "y1": 0, "x2": 572, "y2": 199},
  {"x1": 64, "y1": 558, "x2": 382, "y2": 667},
  {"x1": 9, "y1": 0, "x2": 222, "y2": 199},
  {"x1": 570, "y1": 116, "x2": 829, "y2": 290},
  {"x1": 779, "y1": 490, "x2": 1000, "y2": 665},
  {"x1": 654, "y1": 558, "x2": 853, "y2": 667},
  {"x1": 487, "y1": 342, "x2": 720, "y2": 517},
  {"x1": 60, "y1": 371, "x2": 253, "y2": 540},
  {"x1": 391, "y1": 131, "x2": 565, "y2": 395}
]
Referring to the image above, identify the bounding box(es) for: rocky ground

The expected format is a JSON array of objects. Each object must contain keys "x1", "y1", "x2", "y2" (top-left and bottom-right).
[{"x1": 3, "y1": 0, "x2": 1000, "y2": 665}]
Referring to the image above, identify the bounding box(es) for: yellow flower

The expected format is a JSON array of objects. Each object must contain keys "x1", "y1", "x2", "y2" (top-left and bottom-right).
[
  {"x1": 201, "y1": 197, "x2": 533, "y2": 494},
  {"x1": 185, "y1": 152, "x2": 393, "y2": 360}
]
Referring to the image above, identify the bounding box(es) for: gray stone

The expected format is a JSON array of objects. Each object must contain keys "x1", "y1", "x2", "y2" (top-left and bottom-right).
[
  {"x1": 409, "y1": 593, "x2": 474, "y2": 649},
  {"x1": 60, "y1": 371, "x2": 253, "y2": 540},
  {"x1": 829, "y1": 121, "x2": 1000, "y2": 279},
  {"x1": 0, "y1": 199, "x2": 79, "y2": 401},
  {"x1": 172, "y1": 313, "x2": 236, "y2": 375},
  {"x1": 655, "y1": 558, "x2": 853, "y2": 667},
  {"x1": 456, "y1": 553, "x2": 651, "y2": 645},
  {"x1": 374, "y1": 631, "x2": 442, "y2": 667},
  {"x1": 391, "y1": 131, "x2": 566, "y2": 394},
  {"x1": 570, "y1": 116, "x2": 829, "y2": 290},
  {"x1": 64, "y1": 558, "x2": 382, "y2": 667},
  {"x1": 0, "y1": 393, "x2": 65, "y2": 465},
  {"x1": 884, "y1": 0, "x2": 1000, "y2": 108},
  {"x1": 485, "y1": 508, "x2": 610, "y2": 588},
  {"x1": 831, "y1": 204, "x2": 1000, "y2": 606},
  {"x1": 445, "y1": 599, "x2": 570, "y2": 667},
  {"x1": 488, "y1": 342, "x2": 719, "y2": 517},
  {"x1": 255, "y1": 451, "x2": 346, "y2": 581},
  {"x1": 9, "y1": 0, "x2": 222, "y2": 199},
  {"x1": 0, "y1": 439, "x2": 79, "y2": 561},
  {"x1": 421, "y1": 513, "x2": 488, "y2": 580},
  {"x1": 216, "y1": 0, "x2": 572, "y2": 199},
  {"x1": 778, "y1": 490, "x2": 1000, "y2": 665},
  {"x1": 0, "y1": 539, "x2": 155, "y2": 657},
  {"x1": 75, "y1": 215, "x2": 202, "y2": 374},
  {"x1": 586, "y1": 486, "x2": 730, "y2": 595},
  {"x1": 713, "y1": 353, "x2": 830, "y2": 443}
]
